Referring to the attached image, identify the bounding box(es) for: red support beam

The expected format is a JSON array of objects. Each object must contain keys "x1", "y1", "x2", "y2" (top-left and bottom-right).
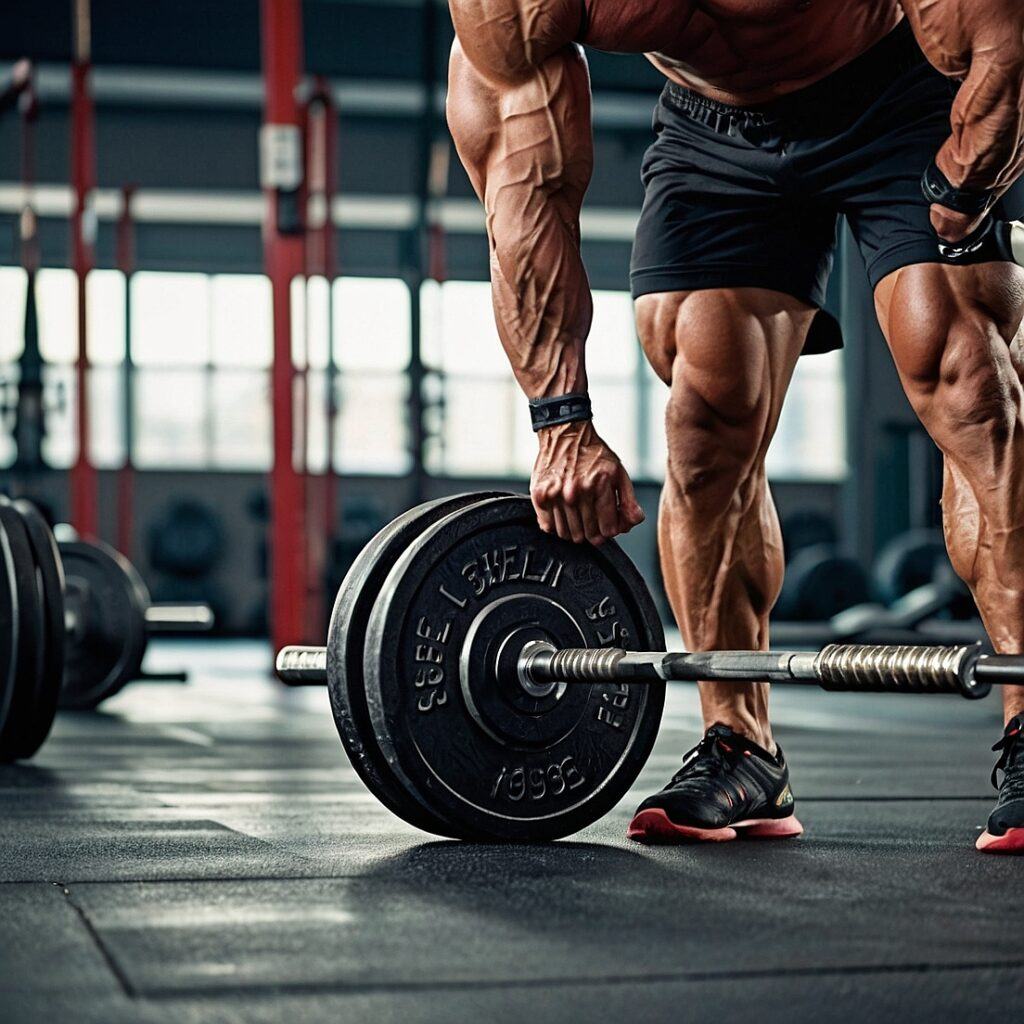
[
  {"x1": 70, "y1": 0, "x2": 98, "y2": 538},
  {"x1": 261, "y1": 0, "x2": 308, "y2": 649}
]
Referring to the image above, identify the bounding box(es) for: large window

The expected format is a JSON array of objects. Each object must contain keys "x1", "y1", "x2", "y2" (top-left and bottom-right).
[
  {"x1": 294, "y1": 275, "x2": 412, "y2": 476},
  {"x1": 0, "y1": 267, "x2": 27, "y2": 468},
  {"x1": 0, "y1": 267, "x2": 115, "y2": 470},
  {"x1": 421, "y1": 280, "x2": 846, "y2": 482},
  {"x1": 422, "y1": 283, "x2": 642, "y2": 477},
  {"x1": 131, "y1": 271, "x2": 272, "y2": 469},
  {"x1": 0, "y1": 269, "x2": 845, "y2": 480}
]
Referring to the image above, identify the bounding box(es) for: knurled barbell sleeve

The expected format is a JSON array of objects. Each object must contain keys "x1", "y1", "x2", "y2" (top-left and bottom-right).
[
  {"x1": 813, "y1": 643, "x2": 986, "y2": 698},
  {"x1": 276, "y1": 645, "x2": 328, "y2": 684},
  {"x1": 144, "y1": 603, "x2": 215, "y2": 632}
]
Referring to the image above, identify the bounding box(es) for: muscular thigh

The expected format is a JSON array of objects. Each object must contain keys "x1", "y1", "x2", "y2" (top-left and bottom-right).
[
  {"x1": 635, "y1": 287, "x2": 813, "y2": 450},
  {"x1": 875, "y1": 262, "x2": 1024, "y2": 388}
]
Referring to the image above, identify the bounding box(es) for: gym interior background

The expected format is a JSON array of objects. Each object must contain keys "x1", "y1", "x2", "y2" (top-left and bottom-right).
[{"x1": 2, "y1": 3, "x2": 1023, "y2": 1022}]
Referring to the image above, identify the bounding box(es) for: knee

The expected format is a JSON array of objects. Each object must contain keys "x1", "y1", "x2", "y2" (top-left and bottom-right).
[{"x1": 663, "y1": 369, "x2": 768, "y2": 515}]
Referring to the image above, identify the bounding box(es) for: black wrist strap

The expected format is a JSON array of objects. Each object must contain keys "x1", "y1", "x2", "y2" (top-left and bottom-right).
[
  {"x1": 937, "y1": 216, "x2": 996, "y2": 261},
  {"x1": 939, "y1": 217, "x2": 1020, "y2": 265},
  {"x1": 528, "y1": 392, "x2": 592, "y2": 432},
  {"x1": 921, "y1": 160, "x2": 993, "y2": 216}
]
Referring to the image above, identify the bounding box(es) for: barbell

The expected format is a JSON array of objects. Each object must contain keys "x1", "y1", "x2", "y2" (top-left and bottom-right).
[
  {"x1": 0, "y1": 496, "x2": 214, "y2": 762},
  {"x1": 276, "y1": 492, "x2": 1024, "y2": 842}
]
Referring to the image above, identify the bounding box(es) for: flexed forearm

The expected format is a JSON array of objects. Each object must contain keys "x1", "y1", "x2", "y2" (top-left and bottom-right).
[
  {"x1": 447, "y1": 32, "x2": 594, "y2": 399},
  {"x1": 903, "y1": 0, "x2": 1024, "y2": 198},
  {"x1": 445, "y1": 1, "x2": 644, "y2": 546}
]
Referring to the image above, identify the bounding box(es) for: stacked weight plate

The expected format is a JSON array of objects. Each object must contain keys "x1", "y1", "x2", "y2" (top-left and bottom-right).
[
  {"x1": 58, "y1": 540, "x2": 152, "y2": 710},
  {"x1": 0, "y1": 497, "x2": 64, "y2": 762},
  {"x1": 325, "y1": 493, "x2": 666, "y2": 841}
]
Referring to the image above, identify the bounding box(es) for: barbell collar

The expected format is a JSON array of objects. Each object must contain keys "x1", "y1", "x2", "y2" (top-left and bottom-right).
[
  {"x1": 144, "y1": 603, "x2": 215, "y2": 632},
  {"x1": 276, "y1": 645, "x2": 328, "y2": 685}
]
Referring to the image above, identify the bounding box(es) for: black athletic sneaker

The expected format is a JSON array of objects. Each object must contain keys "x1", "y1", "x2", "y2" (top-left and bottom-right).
[
  {"x1": 977, "y1": 714, "x2": 1024, "y2": 854},
  {"x1": 627, "y1": 723, "x2": 803, "y2": 843}
]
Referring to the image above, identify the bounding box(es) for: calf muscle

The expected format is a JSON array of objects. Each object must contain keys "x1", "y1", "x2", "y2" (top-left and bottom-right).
[{"x1": 877, "y1": 261, "x2": 1024, "y2": 717}]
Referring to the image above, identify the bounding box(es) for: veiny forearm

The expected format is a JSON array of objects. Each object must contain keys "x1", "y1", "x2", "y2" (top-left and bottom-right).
[
  {"x1": 903, "y1": 0, "x2": 1024, "y2": 194},
  {"x1": 449, "y1": 42, "x2": 594, "y2": 398},
  {"x1": 943, "y1": 49, "x2": 1024, "y2": 192}
]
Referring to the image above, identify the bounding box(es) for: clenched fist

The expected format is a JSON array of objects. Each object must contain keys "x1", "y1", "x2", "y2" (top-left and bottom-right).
[{"x1": 530, "y1": 421, "x2": 645, "y2": 545}]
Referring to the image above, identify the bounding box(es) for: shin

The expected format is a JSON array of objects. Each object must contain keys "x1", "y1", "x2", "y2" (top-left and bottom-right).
[{"x1": 636, "y1": 288, "x2": 811, "y2": 750}]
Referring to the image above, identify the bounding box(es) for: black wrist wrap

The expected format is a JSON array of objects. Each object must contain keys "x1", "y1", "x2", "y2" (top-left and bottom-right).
[
  {"x1": 938, "y1": 217, "x2": 1018, "y2": 264},
  {"x1": 528, "y1": 392, "x2": 593, "y2": 432},
  {"x1": 921, "y1": 160, "x2": 993, "y2": 216}
]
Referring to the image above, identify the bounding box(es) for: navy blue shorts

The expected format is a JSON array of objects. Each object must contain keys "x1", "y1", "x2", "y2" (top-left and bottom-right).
[{"x1": 630, "y1": 20, "x2": 998, "y2": 353}]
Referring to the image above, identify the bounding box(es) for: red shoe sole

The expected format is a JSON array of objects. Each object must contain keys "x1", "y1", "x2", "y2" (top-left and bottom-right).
[
  {"x1": 976, "y1": 827, "x2": 1024, "y2": 853},
  {"x1": 627, "y1": 807, "x2": 804, "y2": 844}
]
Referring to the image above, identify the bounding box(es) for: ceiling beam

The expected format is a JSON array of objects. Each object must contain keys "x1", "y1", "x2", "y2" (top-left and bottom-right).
[
  {"x1": 0, "y1": 61, "x2": 657, "y2": 128},
  {"x1": 0, "y1": 182, "x2": 640, "y2": 240}
]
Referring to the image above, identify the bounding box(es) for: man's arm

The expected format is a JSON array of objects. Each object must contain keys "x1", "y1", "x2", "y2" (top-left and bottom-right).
[
  {"x1": 447, "y1": 0, "x2": 644, "y2": 544},
  {"x1": 901, "y1": 0, "x2": 1024, "y2": 241}
]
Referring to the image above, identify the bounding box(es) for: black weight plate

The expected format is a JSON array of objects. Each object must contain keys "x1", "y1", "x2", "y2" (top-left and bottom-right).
[
  {"x1": 872, "y1": 528, "x2": 948, "y2": 606},
  {"x1": 0, "y1": 500, "x2": 45, "y2": 763},
  {"x1": 780, "y1": 509, "x2": 837, "y2": 564},
  {"x1": 327, "y1": 492, "x2": 508, "y2": 836},
  {"x1": 775, "y1": 544, "x2": 870, "y2": 622},
  {"x1": 59, "y1": 540, "x2": 149, "y2": 710},
  {"x1": 0, "y1": 514, "x2": 19, "y2": 739},
  {"x1": 364, "y1": 495, "x2": 665, "y2": 841},
  {"x1": 11, "y1": 501, "x2": 65, "y2": 758},
  {"x1": 147, "y1": 499, "x2": 225, "y2": 577}
]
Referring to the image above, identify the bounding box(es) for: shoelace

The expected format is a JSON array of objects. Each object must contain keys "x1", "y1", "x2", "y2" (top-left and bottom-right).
[
  {"x1": 670, "y1": 731, "x2": 743, "y2": 787},
  {"x1": 990, "y1": 723, "x2": 1023, "y2": 790}
]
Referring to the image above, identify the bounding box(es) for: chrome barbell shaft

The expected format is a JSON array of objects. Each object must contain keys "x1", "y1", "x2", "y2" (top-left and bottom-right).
[
  {"x1": 523, "y1": 643, "x2": 992, "y2": 699},
  {"x1": 523, "y1": 648, "x2": 821, "y2": 686}
]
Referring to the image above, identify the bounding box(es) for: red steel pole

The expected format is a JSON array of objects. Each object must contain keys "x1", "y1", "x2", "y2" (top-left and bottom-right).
[
  {"x1": 70, "y1": 0, "x2": 98, "y2": 537},
  {"x1": 260, "y1": 0, "x2": 307, "y2": 649}
]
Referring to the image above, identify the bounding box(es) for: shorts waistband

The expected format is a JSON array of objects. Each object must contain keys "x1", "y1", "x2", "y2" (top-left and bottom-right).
[{"x1": 661, "y1": 19, "x2": 925, "y2": 130}]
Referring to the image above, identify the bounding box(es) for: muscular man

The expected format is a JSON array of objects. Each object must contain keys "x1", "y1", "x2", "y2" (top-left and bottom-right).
[{"x1": 447, "y1": 0, "x2": 1024, "y2": 852}]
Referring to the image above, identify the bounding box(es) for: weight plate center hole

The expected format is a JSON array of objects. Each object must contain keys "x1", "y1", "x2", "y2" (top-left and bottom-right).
[{"x1": 509, "y1": 638, "x2": 564, "y2": 700}]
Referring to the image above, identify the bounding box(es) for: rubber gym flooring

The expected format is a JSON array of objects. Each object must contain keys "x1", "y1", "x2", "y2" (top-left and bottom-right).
[{"x1": 2, "y1": 639, "x2": 1022, "y2": 1024}]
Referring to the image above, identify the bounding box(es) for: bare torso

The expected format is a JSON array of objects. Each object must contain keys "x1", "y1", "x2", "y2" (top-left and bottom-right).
[{"x1": 582, "y1": 0, "x2": 904, "y2": 105}]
